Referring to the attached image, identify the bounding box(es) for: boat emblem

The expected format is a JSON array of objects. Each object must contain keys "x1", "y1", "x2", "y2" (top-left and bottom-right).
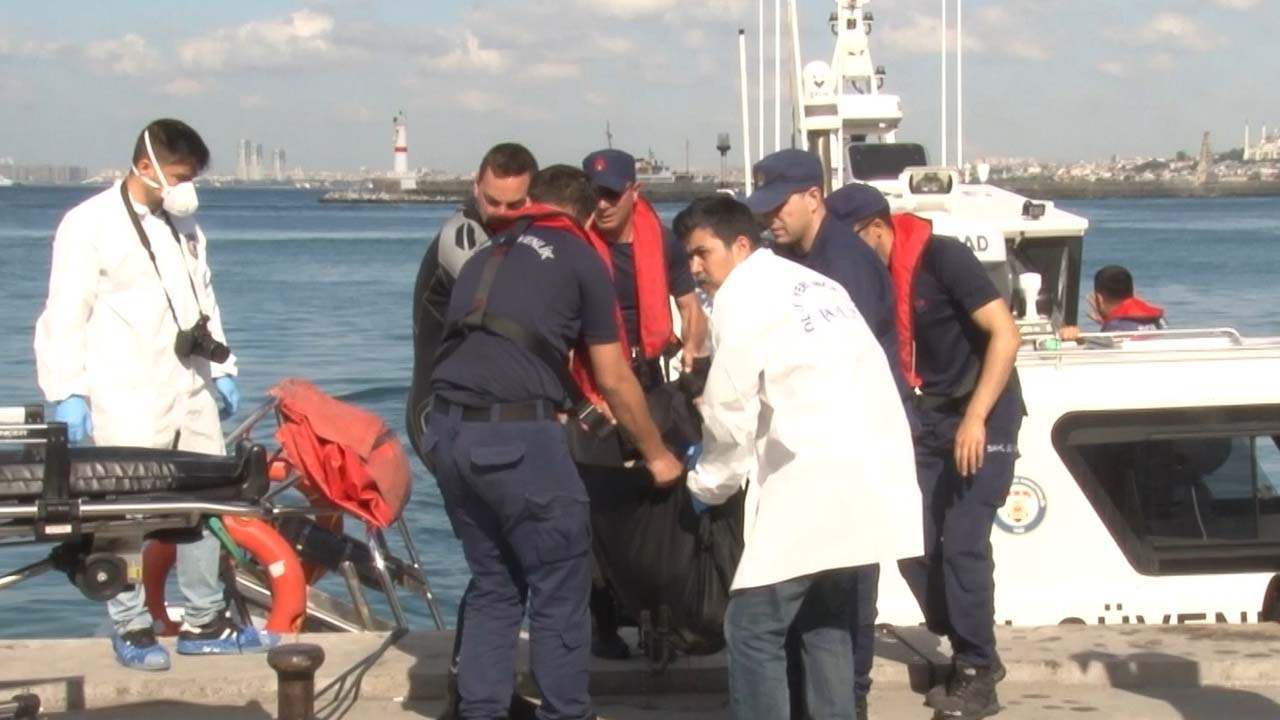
[{"x1": 995, "y1": 476, "x2": 1046, "y2": 535}]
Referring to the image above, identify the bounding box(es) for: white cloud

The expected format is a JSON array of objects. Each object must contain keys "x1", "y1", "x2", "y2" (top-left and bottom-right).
[
  {"x1": 1148, "y1": 53, "x2": 1175, "y2": 71},
  {"x1": 422, "y1": 30, "x2": 509, "y2": 73},
  {"x1": 1214, "y1": 0, "x2": 1259, "y2": 9},
  {"x1": 1135, "y1": 13, "x2": 1222, "y2": 51},
  {"x1": 455, "y1": 89, "x2": 503, "y2": 114},
  {"x1": 335, "y1": 103, "x2": 371, "y2": 124},
  {"x1": 0, "y1": 35, "x2": 64, "y2": 61},
  {"x1": 84, "y1": 34, "x2": 159, "y2": 76},
  {"x1": 239, "y1": 95, "x2": 264, "y2": 110},
  {"x1": 160, "y1": 78, "x2": 205, "y2": 97},
  {"x1": 1097, "y1": 61, "x2": 1127, "y2": 77},
  {"x1": 880, "y1": 12, "x2": 986, "y2": 55},
  {"x1": 179, "y1": 10, "x2": 344, "y2": 72},
  {"x1": 527, "y1": 61, "x2": 581, "y2": 81}
]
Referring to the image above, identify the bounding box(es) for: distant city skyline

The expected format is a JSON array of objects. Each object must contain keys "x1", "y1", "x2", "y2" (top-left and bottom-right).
[{"x1": 2, "y1": 1, "x2": 1277, "y2": 175}]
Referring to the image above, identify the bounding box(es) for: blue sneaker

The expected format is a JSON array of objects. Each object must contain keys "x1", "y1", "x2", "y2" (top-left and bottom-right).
[
  {"x1": 176, "y1": 615, "x2": 278, "y2": 655},
  {"x1": 112, "y1": 628, "x2": 171, "y2": 671}
]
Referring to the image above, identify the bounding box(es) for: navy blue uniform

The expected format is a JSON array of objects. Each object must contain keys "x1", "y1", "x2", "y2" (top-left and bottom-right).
[
  {"x1": 607, "y1": 226, "x2": 696, "y2": 352},
  {"x1": 898, "y1": 235, "x2": 1024, "y2": 669},
  {"x1": 427, "y1": 223, "x2": 619, "y2": 720},
  {"x1": 777, "y1": 214, "x2": 905, "y2": 706}
]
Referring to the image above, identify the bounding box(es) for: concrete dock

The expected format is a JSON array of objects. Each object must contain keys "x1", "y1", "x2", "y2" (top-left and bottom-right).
[{"x1": 4, "y1": 624, "x2": 1280, "y2": 718}]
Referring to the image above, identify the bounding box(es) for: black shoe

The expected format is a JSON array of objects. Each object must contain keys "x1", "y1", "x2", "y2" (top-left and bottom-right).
[
  {"x1": 855, "y1": 694, "x2": 869, "y2": 720},
  {"x1": 592, "y1": 629, "x2": 631, "y2": 660},
  {"x1": 927, "y1": 661, "x2": 1004, "y2": 719}
]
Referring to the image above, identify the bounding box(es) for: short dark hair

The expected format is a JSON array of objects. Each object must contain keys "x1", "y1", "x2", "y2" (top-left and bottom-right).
[
  {"x1": 529, "y1": 165, "x2": 596, "y2": 222},
  {"x1": 1094, "y1": 264, "x2": 1135, "y2": 302},
  {"x1": 478, "y1": 142, "x2": 538, "y2": 180},
  {"x1": 673, "y1": 195, "x2": 762, "y2": 249},
  {"x1": 132, "y1": 119, "x2": 210, "y2": 172}
]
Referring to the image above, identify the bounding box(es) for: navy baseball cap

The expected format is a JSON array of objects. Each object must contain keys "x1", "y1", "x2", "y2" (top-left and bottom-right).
[
  {"x1": 582, "y1": 149, "x2": 636, "y2": 193},
  {"x1": 826, "y1": 182, "x2": 890, "y2": 225},
  {"x1": 744, "y1": 149, "x2": 824, "y2": 214}
]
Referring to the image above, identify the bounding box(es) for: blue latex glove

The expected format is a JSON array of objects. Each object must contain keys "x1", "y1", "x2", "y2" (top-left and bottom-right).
[
  {"x1": 53, "y1": 395, "x2": 92, "y2": 445},
  {"x1": 214, "y1": 376, "x2": 240, "y2": 421},
  {"x1": 685, "y1": 444, "x2": 711, "y2": 514}
]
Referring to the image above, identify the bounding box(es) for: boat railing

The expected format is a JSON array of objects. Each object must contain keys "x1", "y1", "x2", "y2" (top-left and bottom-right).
[{"x1": 1023, "y1": 327, "x2": 1253, "y2": 353}]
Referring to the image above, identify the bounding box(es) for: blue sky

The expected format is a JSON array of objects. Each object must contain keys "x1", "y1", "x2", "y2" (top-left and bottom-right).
[{"x1": 1, "y1": 0, "x2": 1276, "y2": 174}]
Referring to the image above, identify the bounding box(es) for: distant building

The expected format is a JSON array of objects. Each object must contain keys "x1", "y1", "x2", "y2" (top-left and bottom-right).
[
  {"x1": 273, "y1": 149, "x2": 287, "y2": 182},
  {"x1": 236, "y1": 139, "x2": 250, "y2": 181}
]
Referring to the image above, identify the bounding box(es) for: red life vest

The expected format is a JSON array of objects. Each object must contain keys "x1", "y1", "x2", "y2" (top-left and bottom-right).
[
  {"x1": 489, "y1": 204, "x2": 628, "y2": 407},
  {"x1": 1104, "y1": 296, "x2": 1165, "y2": 326},
  {"x1": 588, "y1": 196, "x2": 675, "y2": 361},
  {"x1": 886, "y1": 213, "x2": 935, "y2": 389}
]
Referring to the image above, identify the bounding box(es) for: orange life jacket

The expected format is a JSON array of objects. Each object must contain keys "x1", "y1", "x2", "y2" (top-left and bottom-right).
[
  {"x1": 887, "y1": 213, "x2": 935, "y2": 389},
  {"x1": 588, "y1": 196, "x2": 675, "y2": 361}
]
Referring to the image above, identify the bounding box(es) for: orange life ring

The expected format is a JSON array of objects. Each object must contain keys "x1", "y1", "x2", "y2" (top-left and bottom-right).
[
  {"x1": 143, "y1": 515, "x2": 307, "y2": 635},
  {"x1": 269, "y1": 459, "x2": 344, "y2": 585}
]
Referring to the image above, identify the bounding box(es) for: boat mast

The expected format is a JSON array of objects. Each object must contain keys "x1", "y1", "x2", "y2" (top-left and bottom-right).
[
  {"x1": 941, "y1": 0, "x2": 948, "y2": 167},
  {"x1": 739, "y1": 29, "x2": 754, "y2": 194}
]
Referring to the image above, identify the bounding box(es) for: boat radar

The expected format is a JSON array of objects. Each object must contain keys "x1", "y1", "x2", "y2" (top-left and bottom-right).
[{"x1": 790, "y1": 0, "x2": 903, "y2": 192}]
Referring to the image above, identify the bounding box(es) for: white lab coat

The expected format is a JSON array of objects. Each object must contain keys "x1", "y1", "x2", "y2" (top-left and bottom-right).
[
  {"x1": 34, "y1": 181, "x2": 235, "y2": 454},
  {"x1": 688, "y1": 249, "x2": 922, "y2": 591}
]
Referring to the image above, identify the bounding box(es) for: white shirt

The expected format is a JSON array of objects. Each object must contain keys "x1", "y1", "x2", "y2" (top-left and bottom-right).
[
  {"x1": 34, "y1": 180, "x2": 235, "y2": 448},
  {"x1": 689, "y1": 249, "x2": 922, "y2": 591}
]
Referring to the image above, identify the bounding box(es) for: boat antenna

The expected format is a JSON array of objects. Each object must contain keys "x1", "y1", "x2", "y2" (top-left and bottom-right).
[
  {"x1": 788, "y1": 0, "x2": 807, "y2": 151},
  {"x1": 940, "y1": 0, "x2": 948, "y2": 166},
  {"x1": 774, "y1": 0, "x2": 782, "y2": 152},
  {"x1": 739, "y1": 29, "x2": 754, "y2": 194},
  {"x1": 606, "y1": 121, "x2": 614, "y2": 149},
  {"x1": 956, "y1": 0, "x2": 964, "y2": 172},
  {"x1": 758, "y1": 0, "x2": 765, "y2": 163}
]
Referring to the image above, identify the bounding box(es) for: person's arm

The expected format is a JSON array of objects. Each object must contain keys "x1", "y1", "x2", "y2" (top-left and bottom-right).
[
  {"x1": 954, "y1": 298, "x2": 1020, "y2": 475},
  {"x1": 34, "y1": 212, "x2": 98, "y2": 402},
  {"x1": 674, "y1": 292, "x2": 707, "y2": 370},
  {"x1": 587, "y1": 341, "x2": 682, "y2": 486},
  {"x1": 664, "y1": 227, "x2": 707, "y2": 369},
  {"x1": 689, "y1": 295, "x2": 764, "y2": 506},
  {"x1": 195, "y1": 227, "x2": 238, "y2": 378}
]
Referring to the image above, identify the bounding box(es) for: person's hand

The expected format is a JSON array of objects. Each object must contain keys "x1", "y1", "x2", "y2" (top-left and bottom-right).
[
  {"x1": 646, "y1": 450, "x2": 684, "y2": 488},
  {"x1": 954, "y1": 413, "x2": 987, "y2": 477},
  {"x1": 53, "y1": 395, "x2": 92, "y2": 445},
  {"x1": 1058, "y1": 325, "x2": 1082, "y2": 342},
  {"x1": 214, "y1": 376, "x2": 240, "y2": 421},
  {"x1": 1085, "y1": 291, "x2": 1104, "y2": 325}
]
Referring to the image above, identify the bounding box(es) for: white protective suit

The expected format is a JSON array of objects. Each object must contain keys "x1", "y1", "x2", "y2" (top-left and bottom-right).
[
  {"x1": 34, "y1": 180, "x2": 236, "y2": 455},
  {"x1": 689, "y1": 248, "x2": 922, "y2": 591}
]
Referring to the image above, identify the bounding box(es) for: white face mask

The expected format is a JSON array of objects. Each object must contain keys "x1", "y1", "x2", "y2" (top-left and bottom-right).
[{"x1": 134, "y1": 129, "x2": 199, "y2": 217}]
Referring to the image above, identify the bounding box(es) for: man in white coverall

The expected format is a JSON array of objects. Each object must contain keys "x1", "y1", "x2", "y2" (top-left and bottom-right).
[
  {"x1": 33, "y1": 119, "x2": 268, "y2": 671},
  {"x1": 672, "y1": 195, "x2": 922, "y2": 719}
]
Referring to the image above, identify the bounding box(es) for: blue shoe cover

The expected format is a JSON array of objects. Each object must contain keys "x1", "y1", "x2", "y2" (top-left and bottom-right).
[{"x1": 112, "y1": 629, "x2": 171, "y2": 671}]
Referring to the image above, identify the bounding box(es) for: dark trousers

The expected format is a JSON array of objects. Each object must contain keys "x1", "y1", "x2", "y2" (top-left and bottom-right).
[
  {"x1": 898, "y1": 394, "x2": 1022, "y2": 667},
  {"x1": 427, "y1": 403, "x2": 593, "y2": 720}
]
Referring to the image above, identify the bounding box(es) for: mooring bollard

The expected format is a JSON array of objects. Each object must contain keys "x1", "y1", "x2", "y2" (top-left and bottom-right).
[{"x1": 268, "y1": 643, "x2": 326, "y2": 720}]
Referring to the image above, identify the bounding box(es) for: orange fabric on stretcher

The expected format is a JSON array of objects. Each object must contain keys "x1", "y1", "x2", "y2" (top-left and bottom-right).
[{"x1": 269, "y1": 378, "x2": 411, "y2": 528}]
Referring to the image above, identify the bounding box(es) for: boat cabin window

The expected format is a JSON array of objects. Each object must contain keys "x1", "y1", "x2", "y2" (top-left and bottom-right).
[
  {"x1": 1053, "y1": 405, "x2": 1280, "y2": 575},
  {"x1": 848, "y1": 143, "x2": 928, "y2": 181}
]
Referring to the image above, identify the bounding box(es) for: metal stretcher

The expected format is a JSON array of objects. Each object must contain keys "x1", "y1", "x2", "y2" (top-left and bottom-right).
[{"x1": 0, "y1": 399, "x2": 444, "y2": 633}]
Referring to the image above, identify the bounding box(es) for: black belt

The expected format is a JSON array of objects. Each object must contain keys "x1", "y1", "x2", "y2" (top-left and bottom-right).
[{"x1": 436, "y1": 398, "x2": 558, "y2": 423}]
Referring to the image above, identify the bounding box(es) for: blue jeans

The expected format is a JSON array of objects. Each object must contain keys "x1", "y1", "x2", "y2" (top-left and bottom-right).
[
  {"x1": 109, "y1": 527, "x2": 225, "y2": 633},
  {"x1": 725, "y1": 570, "x2": 856, "y2": 720},
  {"x1": 427, "y1": 401, "x2": 593, "y2": 720}
]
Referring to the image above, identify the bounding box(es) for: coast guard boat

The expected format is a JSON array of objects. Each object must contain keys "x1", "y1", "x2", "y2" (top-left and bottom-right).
[{"x1": 777, "y1": 0, "x2": 1280, "y2": 628}]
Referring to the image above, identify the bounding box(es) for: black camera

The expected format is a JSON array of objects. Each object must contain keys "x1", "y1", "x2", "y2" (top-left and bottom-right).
[{"x1": 174, "y1": 314, "x2": 231, "y2": 363}]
